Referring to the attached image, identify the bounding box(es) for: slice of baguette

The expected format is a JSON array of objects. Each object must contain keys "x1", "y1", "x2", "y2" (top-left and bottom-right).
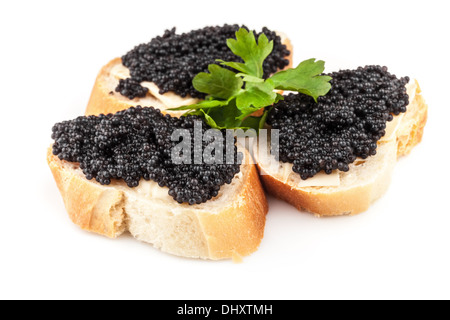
[
  {"x1": 255, "y1": 80, "x2": 428, "y2": 216},
  {"x1": 85, "y1": 32, "x2": 293, "y2": 116},
  {"x1": 47, "y1": 147, "x2": 268, "y2": 260}
]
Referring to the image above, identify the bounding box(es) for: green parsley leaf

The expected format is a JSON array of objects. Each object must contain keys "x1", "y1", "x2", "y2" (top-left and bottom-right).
[
  {"x1": 275, "y1": 93, "x2": 285, "y2": 103},
  {"x1": 235, "y1": 73, "x2": 264, "y2": 83},
  {"x1": 235, "y1": 80, "x2": 277, "y2": 120},
  {"x1": 239, "y1": 116, "x2": 262, "y2": 131},
  {"x1": 217, "y1": 28, "x2": 273, "y2": 78},
  {"x1": 202, "y1": 99, "x2": 264, "y2": 130},
  {"x1": 169, "y1": 98, "x2": 232, "y2": 111},
  {"x1": 200, "y1": 110, "x2": 224, "y2": 129},
  {"x1": 192, "y1": 64, "x2": 243, "y2": 100},
  {"x1": 239, "y1": 108, "x2": 272, "y2": 131},
  {"x1": 269, "y1": 58, "x2": 332, "y2": 102},
  {"x1": 205, "y1": 99, "x2": 243, "y2": 129},
  {"x1": 175, "y1": 28, "x2": 332, "y2": 132},
  {"x1": 184, "y1": 110, "x2": 205, "y2": 116},
  {"x1": 258, "y1": 108, "x2": 271, "y2": 129}
]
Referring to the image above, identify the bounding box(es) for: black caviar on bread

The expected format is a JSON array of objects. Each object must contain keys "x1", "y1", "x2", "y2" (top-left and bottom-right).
[
  {"x1": 268, "y1": 66, "x2": 410, "y2": 180},
  {"x1": 48, "y1": 110, "x2": 268, "y2": 259},
  {"x1": 51, "y1": 107, "x2": 241, "y2": 205},
  {"x1": 258, "y1": 64, "x2": 427, "y2": 216},
  {"x1": 48, "y1": 23, "x2": 428, "y2": 259},
  {"x1": 116, "y1": 24, "x2": 291, "y2": 99}
]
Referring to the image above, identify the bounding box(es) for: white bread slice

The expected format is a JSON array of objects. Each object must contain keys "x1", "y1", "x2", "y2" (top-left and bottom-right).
[
  {"x1": 47, "y1": 147, "x2": 268, "y2": 260},
  {"x1": 255, "y1": 80, "x2": 428, "y2": 216},
  {"x1": 85, "y1": 32, "x2": 293, "y2": 116}
]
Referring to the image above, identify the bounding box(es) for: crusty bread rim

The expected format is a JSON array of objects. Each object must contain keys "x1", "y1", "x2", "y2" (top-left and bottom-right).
[
  {"x1": 255, "y1": 80, "x2": 428, "y2": 216},
  {"x1": 47, "y1": 146, "x2": 268, "y2": 261}
]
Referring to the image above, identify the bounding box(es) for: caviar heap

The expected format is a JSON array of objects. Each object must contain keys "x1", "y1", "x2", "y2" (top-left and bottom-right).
[
  {"x1": 116, "y1": 25, "x2": 290, "y2": 99},
  {"x1": 51, "y1": 107, "x2": 241, "y2": 205},
  {"x1": 268, "y1": 66, "x2": 410, "y2": 180}
]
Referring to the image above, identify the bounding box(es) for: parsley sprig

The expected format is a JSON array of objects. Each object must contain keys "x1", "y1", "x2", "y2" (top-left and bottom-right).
[{"x1": 170, "y1": 28, "x2": 332, "y2": 130}]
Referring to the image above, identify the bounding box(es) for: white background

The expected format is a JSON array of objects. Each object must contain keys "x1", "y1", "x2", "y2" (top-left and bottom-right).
[{"x1": 1, "y1": 0, "x2": 449, "y2": 300}]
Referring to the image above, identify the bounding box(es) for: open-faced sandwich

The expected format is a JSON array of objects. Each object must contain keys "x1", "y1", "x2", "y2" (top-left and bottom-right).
[
  {"x1": 48, "y1": 107, "x2": 268, "y2": 260},
  {"x1": 48, "y1": 25, "x2": 427, "y2": 260},
  {"x1": 256, "y1": 75, "x2": 427, "y2": 216},
  {"x1": 86, "y1": 24, "x2": 292, "y2": 116}
]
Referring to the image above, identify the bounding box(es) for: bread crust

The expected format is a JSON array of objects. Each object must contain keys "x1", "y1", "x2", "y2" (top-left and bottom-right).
[
  {"x1": 86, "y1": 58, "x2": 126, "y2": 116},
  {"x1": 397, "y1": 81, "x2": 428, "y2": 156},
  {"x1": 86, "y1": 58, "x2": 163, "y2": 116},
  {"x1": 47, "y1": 148, "x2": 268, "y2": 260},
  {"x1": 282, "y1": 34, "x2": 294, "y2": 69},
  {"x1": 85, "y1": 33, "x2": 294, "y2": 116},
  {"x1": 47, "y1": 148, "x2": 126, "y2": 237},
  {"x1": 257, "y1": 80, "x2": 428, "y2": 216},
  {"x1": 258, "y1": 157, "x2": 394, "y2": 216},
  {"x1": 197, "y1": 164, "x2": 268, "y2": 260}
]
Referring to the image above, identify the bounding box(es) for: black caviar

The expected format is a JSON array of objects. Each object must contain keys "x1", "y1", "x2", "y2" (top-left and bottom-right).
[
  {"x1": 51, "y1": 107, "x2": 241, "y2": 205},
  {"x1": 268, "y1": 65, "x2": 410, "y2": 180},
  {"x1": 116, "y1": 24, "x2": 290, "y2": 100}
]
